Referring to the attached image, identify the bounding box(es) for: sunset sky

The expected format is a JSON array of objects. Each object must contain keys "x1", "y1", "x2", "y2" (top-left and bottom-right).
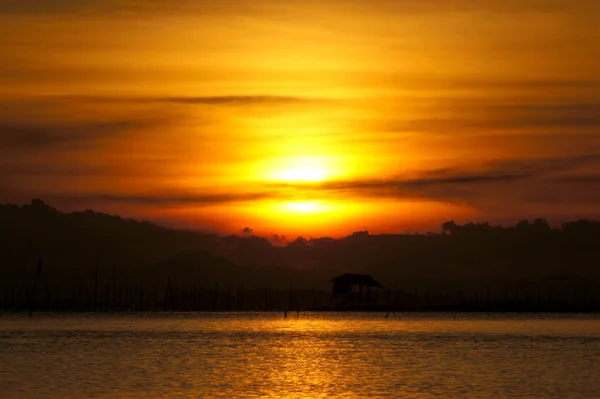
[{"x1": 1, "y1": 0, "x2": 599, "y2": 237}]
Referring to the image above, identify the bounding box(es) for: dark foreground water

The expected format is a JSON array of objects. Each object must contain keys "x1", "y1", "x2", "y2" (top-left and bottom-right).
[{"x1": 0, "y1": 313, "x2": 599, "y2": 398}]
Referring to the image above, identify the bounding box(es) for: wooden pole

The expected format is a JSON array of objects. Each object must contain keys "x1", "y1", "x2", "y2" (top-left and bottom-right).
[
  {"x1": 44, "y1": 284, "x2": 51, "y2": 312},
  {"x1": 112, "y1": 263, "x2": 116, "y2": 312},
  {"x1": 214, "y1": 282, "x2": 219, "y2": 311},
  {"x1": 28, "y1": 258, "x2": 43, "y2": 317},
  {"x1": 264, "y1": 288, "x2": 268, "y2": 311},
  {"x1": 93, "y1": 264, "x2": 99, "y2": 312},
  {"x1": 105, "y1": 284, "x2": 109, "y2": 312},
  {"x1": 227, "y1": 286, "x2": 231, "y2": 311}
]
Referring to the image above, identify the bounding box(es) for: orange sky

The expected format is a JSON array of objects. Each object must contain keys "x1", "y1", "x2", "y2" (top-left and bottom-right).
[{"x1": 1, "y1": 0, "x2": 600, "y2": 237}]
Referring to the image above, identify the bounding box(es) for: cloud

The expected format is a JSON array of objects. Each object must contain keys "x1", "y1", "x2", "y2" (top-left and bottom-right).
[
  {"x1": 487, "y1": 103, "x2": 600, "y2": 129},
  {"x1": 456, "y1": 79, "x2": 600, "y2": 91},
  {"x1": 0, "y1": 120, "x2": 150, "y2": 150},
  {"x1": 379, "y1": 101, "x2": 600, "y2": 134},
  {"x1": 0, "y1": 0, "x2": 265, "y2": 16},
  {"x1": 0, "y1": 164, "x2": 115, "y2": 177},
  {"x1": 0, "y1": 0, "x2": 185, "y2": 16},
  {"x1": 55, "y1": 153, "x2": 600, "y2": 210},
  {"x1": 155, "y1": 95, "x2": 314, "y2": 105},
  {"x1": 2, "y1": 0, "x2": 598, "y2": 16},
  {"x1": 317, "y1": 153, "x2": 600, "y2": 191},
  {"x1": 0, "y1": 0, "x2": 94, "y2": 14},
  {"x1": 292, "y1": 153, "x2": 600, "y2": 208},
  {"x1": 69, "y1": 95, "x2": 318, "y2": 106},
  {"x1": 95, "y1": 192, "x2": 275, "y2": 205},
  {"x1": 251, "y1": 154, "x2": 600, "y2": 217},
  {"x1": 556, "y1": 175, "x2": 600, "y2": 184}
]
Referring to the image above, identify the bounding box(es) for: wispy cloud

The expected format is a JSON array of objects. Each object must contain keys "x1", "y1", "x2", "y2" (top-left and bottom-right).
[
  {"x1": 313, "y1": 153, "x2": 600, "y2": 196},
  {"x1": 152, "y1": 95, "x2": 316, "y2": 105},
  {"x1": 95, "y1": 192, "x2": 273, "y2": 205},
  {"x1": 378, "y1": 101, "x2": 600, "y2": 134},
  {"x1": 2, "y1": 0, "x2": 598, "y2": 16},
  {"x1": 56, "y1": 153, "x2": 600, "y2": 209},
  {"x1": 0, "y1": 120, "x2": 151, "y2": 150},
  {"x1": 0, "y1": 0, "x2": 263, "y2": 16},
  {"x1": 65, "y1": 95, "x2": 320, "y2": 106}
]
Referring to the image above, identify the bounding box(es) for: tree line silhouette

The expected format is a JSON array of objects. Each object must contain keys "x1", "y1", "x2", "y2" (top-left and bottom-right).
[{"x1": 1, "y1": 200, "x2": 599, "y2": 313}]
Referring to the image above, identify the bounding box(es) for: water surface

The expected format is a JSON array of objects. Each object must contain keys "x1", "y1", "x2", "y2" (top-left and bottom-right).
[{"x1": 1, "y1": 312, "x2": 599, "y2": 398}]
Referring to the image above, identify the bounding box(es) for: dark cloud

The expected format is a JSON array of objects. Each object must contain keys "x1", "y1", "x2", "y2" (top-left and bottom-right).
[
  {"x1": 157, "y1": 95, "x2": 314, "y2": 105},
  {"x1": 72, "y1": 95, "x2": 317, "y2": 106},
  {"x1": 0, "y1": 0, "x2": 95, "y2": 14},
  {"x1": 381, "y1": 102, "x2": 600, "y2": 133},
  {"x1": 2, "y1": 0, "x2": 598, "y2": 16},
  {"x1": 406, "y1": 173, "x2": 524, "y2": 186},
  {"x1": 0, "y1": 0, "x2": 184, "y2": 15},
  {"x1": 489, "y1": 103, "x2": 600, "y2": 129},
  {"x1": 321, "y1": 153, "x2": 600, "y2": 189},
  {"x1": 62, "y1": 153, "x2": 600, "y2": 209},
  {"x1": 290, "y1": 153, "x2": 600, "y2": 209},
  {"x1": 471, "y1": 80, "x2": 600, "y2": 91},
  {"x1": 95, "y1": 192, "x2": 274, "y2": 205},
  {"x1": 556, "y1": 175, "x2": 600, "y2": 184},
  {"x1": 369, "y1": 155, "x2": 600, "y2": 206},
  {"x1": 0, "y1": 162, "x2": 159, "y2": 178},
  {"x1": 1, "y1": 164, "x2": 113, "y2": 177},
  {"x1": 0, "y1": 120, "x2": 149, "y2": 150},
  {"x1": 365, "y1": 74, "x2": 600, "y2": 94},
  {"x1": 309, "y1": 173, "x2": 523, "y2": 196}
]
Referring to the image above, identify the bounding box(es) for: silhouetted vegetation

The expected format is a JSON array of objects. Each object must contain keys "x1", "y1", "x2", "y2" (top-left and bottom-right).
[{"x1": 1, "y1": 200, "x2": 600, "y2": 312}]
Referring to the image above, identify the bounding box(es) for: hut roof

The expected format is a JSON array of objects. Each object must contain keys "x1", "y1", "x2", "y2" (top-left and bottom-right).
[{"x1": 330, "y1": 273, "x2": 384, "y2": 288}]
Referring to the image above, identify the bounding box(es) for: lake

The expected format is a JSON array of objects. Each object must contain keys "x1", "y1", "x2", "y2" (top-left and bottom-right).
[{"x1": 0, "y1": 312, "x2": 599, "y2": 398}]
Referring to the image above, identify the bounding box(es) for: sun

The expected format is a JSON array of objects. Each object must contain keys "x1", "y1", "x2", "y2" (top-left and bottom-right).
[
  {"x1": 285, "y1": 201, "x2": 321, "y2": 213},
  {"x1": 257, "y1": 156, "x2": 334, "y2": 184},
  {"x1": 278, "y1": 166, "x2": 326, "y2": 182},
  {"x1": 252, "y1": 156, "x2": 341, "y2": 216}
]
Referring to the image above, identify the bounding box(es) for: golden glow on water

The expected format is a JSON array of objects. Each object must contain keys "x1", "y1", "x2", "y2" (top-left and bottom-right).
[{"x1": 1, "y1": 313, "x2": 600, "y2": 398}]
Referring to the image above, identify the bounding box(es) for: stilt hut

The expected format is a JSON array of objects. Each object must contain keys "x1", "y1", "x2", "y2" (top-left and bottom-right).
[{"x1": 330, "y1": 273, "x2": 384, "y2": 310}]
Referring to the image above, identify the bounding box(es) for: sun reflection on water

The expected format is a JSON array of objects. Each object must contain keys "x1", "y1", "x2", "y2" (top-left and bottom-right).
[{"x1": 2, "y1": 313, "x2": 599, "y2": 398}]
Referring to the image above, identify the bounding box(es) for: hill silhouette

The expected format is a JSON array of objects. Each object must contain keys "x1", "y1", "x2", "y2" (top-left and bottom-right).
[{"x1": 2, "y1": 200, "x2": 600, "y2": 300}]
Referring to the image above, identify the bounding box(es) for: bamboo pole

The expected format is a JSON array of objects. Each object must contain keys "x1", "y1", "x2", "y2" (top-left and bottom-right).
[
  {"x1": 28, "y1": 258, "x2": 43, "y2": 317},
  {"x1": 93, "y1": 264, "x2": 99, "y2": 312},
  {"x1": 214, "y1": 282, "x2": 219, "y2": 311},
  {"x1": 112, "y1": 264, "x2": 116, "y2": 312}
]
